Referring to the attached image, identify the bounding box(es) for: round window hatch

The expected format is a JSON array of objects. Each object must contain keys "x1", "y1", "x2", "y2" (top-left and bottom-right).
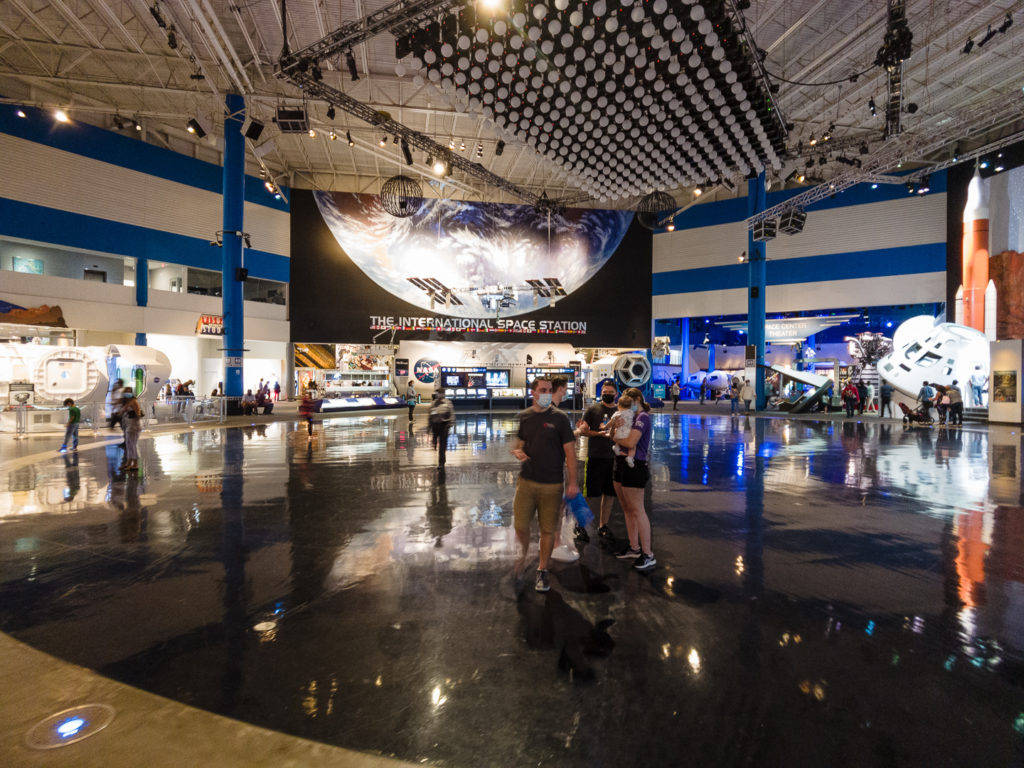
[{"x1": 25, "y1": 704, "x2": 115, "y2": 750}]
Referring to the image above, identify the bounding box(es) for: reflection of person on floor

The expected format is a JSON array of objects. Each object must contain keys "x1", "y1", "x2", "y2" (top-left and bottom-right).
[
  {"x1": 117, "y1": 472, "x2": 143, "y2": 543},
  {"x1": 63, "y1": 451, "x2": 80, "y2": 501},
  {"x1": 511, "y1": 376, "x2": 578, "y2": 594},
  {"x1": 426, "y1": 481, "x2": 453, "y2": 547},
  {"x1": 428, "y1": 391, "x2": 455, "y2": 466},
  {"x1": 699, "y1": 378, "x2": 707, "y2": 404}
]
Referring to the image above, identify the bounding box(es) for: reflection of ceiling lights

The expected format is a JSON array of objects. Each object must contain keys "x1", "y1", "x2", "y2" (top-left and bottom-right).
[{"x1": 397, "y1": 0, "x2": 786, "y2": 199}]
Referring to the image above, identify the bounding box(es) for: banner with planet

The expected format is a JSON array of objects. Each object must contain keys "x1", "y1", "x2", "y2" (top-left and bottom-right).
[{"x1": 290, "y1": 189, "x2": 652, "y2": 346}]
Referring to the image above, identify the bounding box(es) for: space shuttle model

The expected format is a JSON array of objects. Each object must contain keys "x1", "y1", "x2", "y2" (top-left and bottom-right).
[{"x1": 956, "y1": 168, "x2": 997, "y2": 340}]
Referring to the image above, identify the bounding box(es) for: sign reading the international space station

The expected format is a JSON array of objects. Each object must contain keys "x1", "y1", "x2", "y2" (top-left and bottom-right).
[{"x1": 288, "y1": 190, "x2": 651, "y2": 346}]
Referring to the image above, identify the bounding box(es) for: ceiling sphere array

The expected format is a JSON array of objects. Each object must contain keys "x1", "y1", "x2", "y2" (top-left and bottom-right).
[{"x1": 396, "y1": 0, "x2": 787, "y2": 200}]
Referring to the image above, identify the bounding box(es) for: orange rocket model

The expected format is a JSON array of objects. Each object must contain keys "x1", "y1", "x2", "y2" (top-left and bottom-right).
[{"x1": 961, "y1": 168, "x2": 990, "y2": 333}]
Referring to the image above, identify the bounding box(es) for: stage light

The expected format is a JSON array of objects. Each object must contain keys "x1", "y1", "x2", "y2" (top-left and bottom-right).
[
  {"x1": 460, "y1": 140, "x2": 466, "y2": 151},
  {"x1": 797, "y1": 173, "x2": 806, "y2": 183},
  {"x1": 448, "y1": 138, "x2": 455, "y2": 150},
  {"x1": 666, "y1": 223, "x2": 675, "y2": 231},
  {"x1": 186, "y1": 117, "x2": 204, "y2": 137},
  {"x1": 345, "y1": 50, "x2": 359, "y2": 81},
  {"x1": 809, "y1": 136, "x2": 817, "y2": 146},
  {"x1": 962, "y1": 37, "x2": 974, "y2": 54},
  {"x1": 393, "y1": 135, "x2": 399, "y2": 144},
  {"x1": 326, "y1": 105, "x2": 335, "y2": 120},
  {"x1": 311, "y1": 64, "x2": 323, "y2": 82},
  {"x1": 401, "y1": 139, "x2": 414, "y2": 165},
  {"x1": 693, "y1": 187, "x2": 702, "y2": 196},
  {"x1": 379, "y1": 135, "x2": 387, "y2": 147},
  {"x1": 495, "y1": 139, "x2": 505, "y2": 156},
  {"x1": 133, "y1": 119, "x2": 142, "y2": 131},
  {"x1": 481, "y1": 0, "x2": 502, "y2": 9},
  {"x1": 347, "y1": 131, "x2": 354, "y2": 146},
  {"x1": 433, "y1": 159, "x2": 447, "y2": 175},
  {"x1": 308, "y1": 128, "x2": 317, "y2": 138},
  {"x1": 868, "y1": 98, "x2": 877, "y2": 116},
  {"x1": 16, "y1": 109, "x2": 26, "y2": 118},
  {"x1": 978, "y1": 25, "x2": 997, "y2": 47},
  {"x1": 995, "y1": 165, "x2": 1005, "y2": 172},
  {"x1": 329, "y1": 130, "x2": 337, "y2": 141},
  {"x1": 998, "y1": 13, "x2": 1013, "y2": 33},
  {"x1": 871, "y1": 183, "x2": 878, "y2": 189},
  {"x1": 859, "y1": 142, "x2": 869, "y2": 155},
  {"x1": 54, "y1": 109, "x2": 70, "y2": 123},
  {"x1": 906, "y1": 102, "x2": 918, "y2": 113},
  {"x1": 979, "y1": 160, "x2": 989, "y2": 169}
]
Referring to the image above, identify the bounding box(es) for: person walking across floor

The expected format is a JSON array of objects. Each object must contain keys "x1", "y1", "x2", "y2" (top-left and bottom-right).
[
  {"x1": 669, "y1": 379, "x2": 680, "y2": 411},
  {"x1": 59, "y1": 398, "x2": 81, "y2": 453},
  {"x1": 299, "y1": 389, "x2": 318, "y2": 437},
  {"x1": 405, "y1": 380, "x2": 418, "y2": 421},
  {"x1": 856, "y1": 379, "x2": 869, "y2": 415},
  {"x1": 879, "y1": 380, "x2": 894, "y2": 418},
  {"x1": 740, "y1": 377, "x2": 755, "y2": 413},
  {"x1": 612, "y1": 387, "x2": 656, "y2": 571},
  {"x1": 273, "y1": 381, "x2": 281, "y2": 401},
  {"x1": 729, "y1": 377, "x2": 741, "y2": 414},
  {"x1": 841, "y1": 380, "x2": 860, "y2": 418},
  {"x1": 699, "y1": 378, "x2": 707, "y2": 405},
  {"x1": 511, "y1": 376, "x2": 579, "y2": 593},
  {"x1": 576, "y1": 381, "x2": 619, "y2": 544},
  {"x1": 121, "y1": 392, "x2": 142, "y2": 471},
  {"x1": 948, "y1": 380, "x2": 964, "y2": 425},
  {"x1": 428, "y1": 391, "x2": 455, "y2": 467}
]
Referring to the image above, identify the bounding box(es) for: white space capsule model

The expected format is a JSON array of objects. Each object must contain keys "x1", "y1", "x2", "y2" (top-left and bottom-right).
[{"x1": 876, "y1": 315, "x2": 989, "y2": 397}]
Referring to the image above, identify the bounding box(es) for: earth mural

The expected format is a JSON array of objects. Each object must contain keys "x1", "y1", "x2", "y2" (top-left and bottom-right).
[{"x1": 314, "y1": 191, "x2": 634, "y2": 319}]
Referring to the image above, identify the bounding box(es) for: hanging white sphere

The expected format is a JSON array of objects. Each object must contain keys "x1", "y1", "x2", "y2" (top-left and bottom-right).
[
  {"x1": 606, "y1": 16, "x2": 619, "y2": 33},
  {"x1": 513, "y1": 12, "x2": 527, "y2": 26},
  {"x1": 533, "y1": 3, "x2": 547, "y2": 20},
  {"x1": 569, "y1": 10, "x2": 583, "y2": 26},
  {"x1": 423, "y1": 49, "x2": 436, "y2": 64},
  {"x1": 594, "y1": 38, "x2": 607, "y2": 54},
  {"x1": 582, "y1": 25, "x2": 596, "y2": 40},
  {"x1": 555, "y1": 0, "x2": 570, "y2": 9},
  {"x1": 541, "y1": 39, "x2": 554, "y2": 54},
  {"x1": 690, "y1": 5, "x2": 705, "y2": 20},
  {"x1": 593, "y1": 0, "x2": 607, "y2": 16},
  {"x1": 510, "y1": 35, "x2": 523, "y2": 50},
  {"x1": 642, "y1": 22, "x2": 656, "y2": 37},
  {"x1": 630, "y1": 6, "x2": 644, "y2": 22}
]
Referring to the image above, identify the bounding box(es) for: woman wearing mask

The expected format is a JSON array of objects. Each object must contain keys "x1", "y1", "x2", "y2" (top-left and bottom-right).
[
  {"x1": 121, "y1": 392, "x2": 143, "y2": 471},
  {"x1": 611, "y1": 387, "x2": 656, "y2": 571}
]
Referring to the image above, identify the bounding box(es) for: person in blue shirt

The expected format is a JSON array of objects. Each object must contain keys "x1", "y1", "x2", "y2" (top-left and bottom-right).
[{"x1": 917, "y1": 381, "x2": 936, "y2": 420}]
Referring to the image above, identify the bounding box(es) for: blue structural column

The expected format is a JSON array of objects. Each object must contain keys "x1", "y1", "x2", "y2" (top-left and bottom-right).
[
  {"x1": 747, "y1": 172, "x2": 767, "y2": 410},
  {"x1": 134, "y1": 256, "x2": 148, "y2": 346},
  {"x1": 679, "y1": 318, "x2": 690, "y2": 385},
  {"x1": 222, "y1": 93, "x2": 245, "y2": 398}
]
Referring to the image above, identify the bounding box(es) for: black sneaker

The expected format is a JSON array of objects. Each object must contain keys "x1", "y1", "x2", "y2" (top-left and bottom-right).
[
  {"x1": 535, "y1": 569, "x2": 551, "y2": 593},
  {"x1": 598, "y1": 525, "x2": 614, "y2": 541},
  {"x1": 633, "y1": 553, "x2": 657, "y2": 571},
  {"x1": 574, "y1": 524, "x2": 589, "y2": 543},
  {"x1": 616, "y1": 546, "x2": 641, "y2": 560}
]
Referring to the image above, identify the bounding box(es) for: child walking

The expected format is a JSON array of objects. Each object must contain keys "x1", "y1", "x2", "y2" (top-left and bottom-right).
[{"x1": 59, "y1": 398, "x2": 80, "y2": 452}]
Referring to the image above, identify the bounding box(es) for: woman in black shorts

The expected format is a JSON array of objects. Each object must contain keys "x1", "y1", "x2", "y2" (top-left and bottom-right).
[{"x1": 612, "y1": 387, "x2": 655, "y2": 571}]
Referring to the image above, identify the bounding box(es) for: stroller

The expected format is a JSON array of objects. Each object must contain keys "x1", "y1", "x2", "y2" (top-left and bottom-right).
[{"x1": 899, "y1": 402, "x2": 933, "y2": 426}]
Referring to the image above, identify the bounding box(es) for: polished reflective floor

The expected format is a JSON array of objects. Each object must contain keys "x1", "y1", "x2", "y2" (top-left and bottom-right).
[{"x1": 2, "y1": 414, "x2": 1023, "y2": 767}]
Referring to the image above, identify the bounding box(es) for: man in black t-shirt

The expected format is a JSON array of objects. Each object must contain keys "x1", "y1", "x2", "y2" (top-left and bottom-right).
[
  {"x1": 576, "y1": 381, "x2": 618, "y2": 543},
  {"x1": 511, "y1": 376, "x2": 579, "y2": 593}
]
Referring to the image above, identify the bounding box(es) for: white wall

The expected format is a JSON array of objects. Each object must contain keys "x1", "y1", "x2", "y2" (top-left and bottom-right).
[{"x1": 0, "y1": 132, "x2": 290, "y2": 257}]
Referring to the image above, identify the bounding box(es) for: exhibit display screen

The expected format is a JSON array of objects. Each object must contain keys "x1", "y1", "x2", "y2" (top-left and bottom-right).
[
  {"x1": 441, "y1": 366, "x2": 486, "y2": 389},
  {"x1": 290, "y1": 190, "x2": 652, "y2": 346},
  {"x1": 485, "y1": 370, "x2": 510, "y2": 388}
]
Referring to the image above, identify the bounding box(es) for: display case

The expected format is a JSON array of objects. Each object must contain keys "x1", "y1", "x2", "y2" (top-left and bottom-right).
[
  {"x1": 526, "y1": 366, "x2": 582, "y2": 410},
  {"x1": 322, "y1": 369, "x2": 391, "y2": 397},
  {"x1": 440, "y1": 366, "x2": 491, "y2": 408}
]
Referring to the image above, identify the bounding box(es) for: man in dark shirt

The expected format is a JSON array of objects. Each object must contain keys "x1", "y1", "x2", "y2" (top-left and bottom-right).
[
  {"x1": 879, "y1": 381, "x2": 894, "y2": 418},
  {"x1": 576, "y1": 382, "x2": 618, "y2": 543},
  {"x1": 512, "y1": 376, "x2": 579, "y2": 593}
]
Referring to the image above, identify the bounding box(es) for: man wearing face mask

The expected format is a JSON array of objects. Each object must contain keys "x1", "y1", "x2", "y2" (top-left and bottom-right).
[
  {"x1": 575, "y1": 381, "x2": 619, "y2": 543},
  {"x1": 511, "y1": 376, "x2": 579, "y2": 593}
]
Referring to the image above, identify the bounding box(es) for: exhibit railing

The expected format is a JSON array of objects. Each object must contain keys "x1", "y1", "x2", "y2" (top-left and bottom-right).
[{"x1": 150, "y1": 396, "x2": 226, "y2": 425}]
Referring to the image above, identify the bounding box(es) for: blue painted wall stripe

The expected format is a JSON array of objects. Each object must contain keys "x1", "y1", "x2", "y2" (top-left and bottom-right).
[
  {"x1": 651, "y1": 242, "x2": 945, "y2": 295},
  {"x1": 0, "y1": 104, "x2": 289, "y2": 213},
  {"x1": 660, "y1": 170, "x2": 947, "y2": 232},
  {"x1": 0, "y1": 196, "x2": 289, "y2": 283}
]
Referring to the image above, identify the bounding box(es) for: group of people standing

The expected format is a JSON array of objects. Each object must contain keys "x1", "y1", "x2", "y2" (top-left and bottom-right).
[
  {"x1": 511, "y1": 377, "x2": 655, "y2": 593},
  {"x1": 916, "y1": 380, "x2": 965, "y2": 424}
]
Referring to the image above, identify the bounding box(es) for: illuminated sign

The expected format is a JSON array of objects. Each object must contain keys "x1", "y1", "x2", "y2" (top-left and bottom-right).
[
  {"x1": 370, "y1": 315, "x2": 587, "y2": 335},
  {"x1": 196, "y1": 314, "x2": 224, "y2": 336}
]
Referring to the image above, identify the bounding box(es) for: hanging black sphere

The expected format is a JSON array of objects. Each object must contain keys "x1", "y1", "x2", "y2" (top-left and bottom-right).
[
  {"x1": 635, "y1": 191, "x2": 677, "y2": 230},
  {"x1": 380, "y1": 174, "x2": 422, "y2": 217}
]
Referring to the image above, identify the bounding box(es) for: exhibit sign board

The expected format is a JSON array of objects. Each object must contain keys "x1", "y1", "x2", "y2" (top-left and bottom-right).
[
  {"x1": 289, "y1": 190, "x2": 652, "y2": 346},
  {"x1": 993, "y1": 371, "x2": 1017, "y2": 402},
  {"x1": 196, "y1": 314, "x2": 224, "y2": 336}
]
